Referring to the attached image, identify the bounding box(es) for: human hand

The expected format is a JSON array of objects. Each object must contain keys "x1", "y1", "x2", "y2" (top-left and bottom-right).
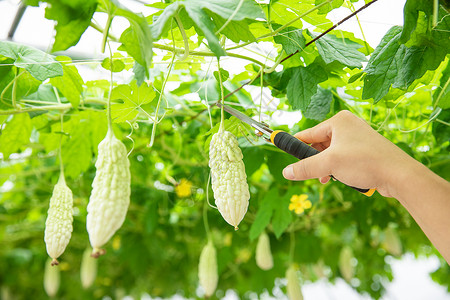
[{"x1": 282, "y1": 110, "x2": 418, "y2": 198}]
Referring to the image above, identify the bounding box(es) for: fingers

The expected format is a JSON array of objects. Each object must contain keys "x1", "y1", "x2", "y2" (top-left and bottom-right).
[
  {"x1": 294, "y1": 119, "x2": 333, "y2": 144},
  {"x1": 283, "y1": 151, "x2": 332, "y2": 181},
  {"x1": 311, "y1": 142, "x2": 329, "y2": 152}
]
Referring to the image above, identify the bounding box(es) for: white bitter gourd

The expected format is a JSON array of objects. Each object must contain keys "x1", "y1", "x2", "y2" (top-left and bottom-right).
[
  {"x1": 339, "y1": 246, "x2": 355, "y2": 282},
  {"x1": 44, "y1": 173, "x2": 73, "y2": 266},
  {"x1": 256, "y1": 232, "x2": 273, "y2": 270},
  {"x1": 209, "y1": 131, "x2": 250, "y2": 229},
  {"x1": 81, "y1": 247, "x2": 98, "y2": 289},
  {"x1": 44, "y1": 259, "x2": 60, "y2": 297},
  {"x1": 198, "y1": 241, "x2": 218, "y2": 298},
  {"x1": 286, "y1": 264, "x2": 303, "y2": 300},
  {"x1": 87, "y1": 128, "x2": 131, "y2": 257}
]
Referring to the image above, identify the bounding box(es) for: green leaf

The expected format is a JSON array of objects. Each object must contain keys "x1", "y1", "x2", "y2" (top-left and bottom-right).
[
  {"x1": 61, "y1": 113, "x2": 94, "y2": 178},
  {"x1": 45, "y1": 0, "x2": 97, "y2": 52},
  {"x1": 188, "y1": 0, "x2": 265, "y2": 21},
  {"x1": 213, "y1": 68, "x2": 230, "y2": 83},
  {"x1": 363, "y1": 19, "x2": 450, "y2": 102},
  {"x1": 308, "y1": 31, "x2": 367, "y2": 68},
  {"x1": 184, "y1": 5, "x2": 226, "y2": 57},
  {"x1": 151, "y1": 0, "x2": 263, "y2": 57},
  {"x1": 272, "y1": 192, "x2": 292, "y2": 238},
  {"x1": 150, "y1": 2, "x2": 182, "y2": 40},
  {"x1": 0, "y1": 41, "x2": 63, "y2": 81},
  {"x1": 303, "y1": 87, "x2": 332, "y2": 121},
  {"x1": 315, "y1": 0, "x2": 344, "y2": 14},
  {"x1": 249, "y1": 189, "x2": 278, "y2": 240},
  {"x1": 102, "y1": 57, "x2": 125, "y2": 73},
  {"x1": 273, "y1": 25, "x2": 305, "y2": 55},
  {"x1": 434, "y1": 61, "x2": 450, "y2": 109},
  {"x1": 209, "y1": 13, "x2": 256, "y2": 43},
  {"x1": 133, "y1": 62, "x2": 147, "y2": 86},
  {"x1": 266, "y1": 150, "x2": 298, "y2": 182},
  {"x1": 362, "y1": 26, "x2": 404, "y2": 102},
  {"x1": 432, "y1": 109, "x2": 450, "y2": 144},
  {"x1": 286, "y1": 64, "x2": 328, "y2": 110},
  {"x1": 268, "y1": 0, "x2": 332, "y2": 30},
  {"x1": 393, "y1": 13, "x2": 450, "y2": 90},
  {"x1": 100, "y1": 0, "x2": 153, "y2": 77},
  {"x1": 50, "y1": 56, "x2": 84, "y2": 108},
  {"x1": 242, "y1": 146, "x2": 265, "y2": 177},
  {"x1": 0, "y1": 61, "x2": 41, "y2": 109},
  {"x1": 118, "y1": 22, "x2": 153, "y2": 76},
  {"x1": 111, "y1": 81, "x2": 156, "y2": 123},
  {"x1": 348, "y1": 71, "x2": 364, "y2": 83},
  {"x1": 0, "y1": 113, "x2": 32, "y2": 158},
  {"x1": 400, "y1": 0, "x2": 433, "y2": 43}
]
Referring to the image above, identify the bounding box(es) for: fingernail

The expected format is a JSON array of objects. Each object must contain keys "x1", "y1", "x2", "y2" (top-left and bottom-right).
[{"x1": 283, "y1": 165, "x2": 295, "y2": 180}]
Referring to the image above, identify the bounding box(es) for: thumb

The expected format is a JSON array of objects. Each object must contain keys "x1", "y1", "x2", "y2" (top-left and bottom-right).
[{"x1": 282, "y1": 151, "x2": 332, "y2": 181}]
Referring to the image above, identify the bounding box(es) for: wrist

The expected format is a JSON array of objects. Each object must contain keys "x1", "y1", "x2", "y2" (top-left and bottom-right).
[{"x1": 387, "y1": 156, "x2": 431, "y2": 201}]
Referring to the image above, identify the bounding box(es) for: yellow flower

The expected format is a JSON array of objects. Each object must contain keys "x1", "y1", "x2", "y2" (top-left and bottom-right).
[
  {"x1": 112, "y1": 236, "x2": 121, "y2": 250},
  {"x1": 289, "y1": 194, "x2": 312, "y2": 214},
  {"x1": 175, "y1": 178, "x2": 192, "y2": 198}
]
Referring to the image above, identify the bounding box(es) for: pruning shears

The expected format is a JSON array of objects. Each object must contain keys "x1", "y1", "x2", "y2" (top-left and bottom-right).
[{"x1": 216, "y1": 103, "x2": 376, "y2": 197}]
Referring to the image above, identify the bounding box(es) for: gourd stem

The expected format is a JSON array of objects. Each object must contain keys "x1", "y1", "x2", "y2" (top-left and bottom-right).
[
  {"x1": 107, "y1": 44, "x2": 113, "y2": 131},
  {"x1": 58, "y1": 114, "x2": 64, "y2": 180},
  {"x1": 53, "y1": 86, "x2": 65, "y2": 180},
  {"x1": 203, "y1": 192, "x2": 212, "y2": 241},
  {"x1": 217, "y1": 59, "x2": 225, "y2": 133}
]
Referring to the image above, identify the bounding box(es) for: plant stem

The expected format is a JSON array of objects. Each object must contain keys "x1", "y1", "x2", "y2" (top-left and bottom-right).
[
  {"x1": 217, "y1": 59, "x2": 225, "y2": 132},
  {"x1": 203, "y1": 195, "x2": 212, "y2": 240},
  {"x1": 90, "y1": 21, "x2": 119, "y2": 42},
  {"x1": 433, "y1": 0, "x2": 439, "y2": 27},
  {"x1": 107, "y1": 44, "x2": 114, "y2": 130},
  {"x1": 58, "y1": 114, "x2": 65, "y2": 177},
  {"x1": 153, "y1": 43, "x2": 266, "y2": 68},
  {"x1": 11, "y1": 68, "x2": 19, "y2": 108},
  {"x1": 175, "y1": 15, "x2": 189, "y2": 61},
  {"x1": 53, "y1": 86, "x2": 65, "y2": 178},
  {"x1": 0, "y1": 103, "x2": 72, "y2": 115},
  {"x1": 148, "y1": 53, "x2": 176, "y2": 147},
  {"x1": 101, "y1": 13, "x2": 114, "y2": 53}
]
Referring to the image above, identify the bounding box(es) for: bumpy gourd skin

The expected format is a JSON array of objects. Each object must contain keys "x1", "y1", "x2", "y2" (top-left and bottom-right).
[
  {"x1": 198, "y1": 241, "x2": 218, "y2": 298},
  {"x1": 209, "y1": 131, "x2": 250, "y2": 229},
  {"x1": 87, "y1": 129, "x2": 131, "y2": 257},
  {"x1": 44, "y1": 173, "x2": 73, "y2": 265},
  {"x1": 256, "y1": 232, "x2": 274, "y2": 270}
]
